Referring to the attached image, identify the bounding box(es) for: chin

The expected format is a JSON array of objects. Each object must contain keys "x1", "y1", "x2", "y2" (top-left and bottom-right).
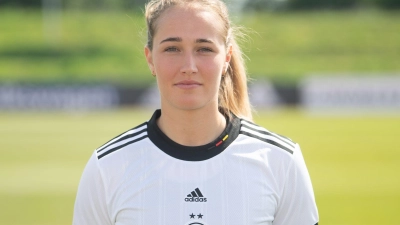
[
  {"x1": 173, "y1": 99, "x2": 209, "y2": 111},
  {"x1": 175, "y1": 103, "x2": 205, "y2": 111}
]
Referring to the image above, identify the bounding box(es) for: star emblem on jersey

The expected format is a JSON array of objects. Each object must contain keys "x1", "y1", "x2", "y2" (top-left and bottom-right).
[
  {"x1": 185, "y1": 188, "x2": 207, "y2": 202},
  {"x1": 189, "y1": 213, "x2": 203, "y2": 219},
  {"x1": 186, "y1": 213, "x2": 205, "y2": 225}
]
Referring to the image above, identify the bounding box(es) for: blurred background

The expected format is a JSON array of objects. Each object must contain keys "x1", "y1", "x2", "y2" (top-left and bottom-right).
[{"x1": 0, "y1": 0, "x2": 399, "y2": 224}]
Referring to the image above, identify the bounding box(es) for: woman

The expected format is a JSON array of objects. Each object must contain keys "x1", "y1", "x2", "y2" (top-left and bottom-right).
[{"x1": 73, "y1": 0, "x2": 319, "y2": 224}]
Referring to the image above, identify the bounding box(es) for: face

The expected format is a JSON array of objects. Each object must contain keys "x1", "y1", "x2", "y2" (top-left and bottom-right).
[{"x1": 145, "y1": 5, "x2": 232, "y2": 112}]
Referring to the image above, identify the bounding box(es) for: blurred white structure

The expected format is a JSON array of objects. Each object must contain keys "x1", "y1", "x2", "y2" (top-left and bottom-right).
[
  {"x1": 0, "y1": 84, "x2": 118, "y2": 110},
  {"x1": 249, "y1": 79, "x2": 280, "y2": 109},
  {"x1": 301, "y1": 74, "x2": 400, "y2": 114}
]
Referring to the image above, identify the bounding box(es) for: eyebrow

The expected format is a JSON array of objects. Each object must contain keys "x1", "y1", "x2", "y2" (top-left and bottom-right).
[
  {"x1": 159, "y1": 37, "x2": 214, "y2": 44},
  {"x1": 196, "y1": 38, "x2": 214, "y2": 44},
  {"x1": 160, "y1": 37, "x2": 182, "y2": 44}
]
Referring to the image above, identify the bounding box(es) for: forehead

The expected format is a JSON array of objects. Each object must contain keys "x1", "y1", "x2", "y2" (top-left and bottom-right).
[{"x1": 153, "y1": 5, "x2": 226, "y2": 44}]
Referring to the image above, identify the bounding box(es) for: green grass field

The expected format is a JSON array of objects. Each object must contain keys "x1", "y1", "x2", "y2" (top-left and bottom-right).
[
  {"x1": 1, "y1": 9, "x2": 399, "y2": 84},
  {"x1": 0, "y1": 108, "x2": 399, "y2": 225}
]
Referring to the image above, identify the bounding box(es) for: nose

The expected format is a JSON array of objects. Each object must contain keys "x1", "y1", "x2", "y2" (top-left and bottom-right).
[{"x1": 180, "y1": 52, "x2": 198, "y2": 75}]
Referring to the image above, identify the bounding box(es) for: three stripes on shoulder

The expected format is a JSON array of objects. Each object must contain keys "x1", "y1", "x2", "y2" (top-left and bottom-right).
[
  {"x1": 239, "y1": 119, "x2": 296, "y2": 154},
  {"x1": 96, "y1": 122, "x2": 148, "y2": 160}
]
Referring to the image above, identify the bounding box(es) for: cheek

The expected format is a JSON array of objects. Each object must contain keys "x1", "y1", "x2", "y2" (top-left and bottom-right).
[
  {"x1": 154, "y1": 57, "x2": 178, "y2": 77},
  {"x1": 199, "y1": 56, "x2": 224, "y2": 75},
  {"x1": 200, "y1": 60, "x2": 224, "y2": 91}
]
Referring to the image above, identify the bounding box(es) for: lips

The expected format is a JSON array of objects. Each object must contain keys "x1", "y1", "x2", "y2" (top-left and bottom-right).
[{"x1": 174, "y1": 80, "x2": 202, "y2": 89}]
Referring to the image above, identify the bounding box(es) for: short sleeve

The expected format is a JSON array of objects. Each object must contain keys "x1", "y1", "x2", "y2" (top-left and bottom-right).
[
  {"x1": 73, "y1": 151, "x2": 112, "y2": 225},
  {"x1": 273, "y1": 144, "x2": 319, "y2": 225}
]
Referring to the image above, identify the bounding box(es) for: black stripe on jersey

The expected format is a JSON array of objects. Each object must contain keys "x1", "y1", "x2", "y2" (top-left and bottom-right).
[
  {"x1": 240, "y1": 123, "x2": 296, "y2": 149},
  {"x1": 97, "y1": 122, "x2": 147, "y2": 154},
  {"x1": 239, "y1": 130, "x2": 294, "y2": 154},
  {"x1": 239, "y1": 119, "x2": 295, "y2": 154},
  {"x1": 96, "y1": 122, "x2": 148, "y2": 160},
  {"x1": 98, "y1": 135, "x2": 148, "y2": 159},
  {"x1": 240, "y1": 119, "x2": 296, "y2": 148}
]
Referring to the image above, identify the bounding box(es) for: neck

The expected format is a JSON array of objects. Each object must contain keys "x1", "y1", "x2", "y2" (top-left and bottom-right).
[{"x1": 157, "y1": 106, "x2": 227, "y2": 146}]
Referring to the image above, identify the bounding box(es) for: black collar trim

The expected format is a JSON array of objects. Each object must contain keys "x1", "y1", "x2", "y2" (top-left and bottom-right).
[{"x1": 147, "y1": 109, "x2": 241, "y2": 161}]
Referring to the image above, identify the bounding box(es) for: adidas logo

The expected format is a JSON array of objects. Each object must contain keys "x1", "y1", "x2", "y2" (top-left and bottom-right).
[{"x1": 185, "y1": 188, "x2": 207, "y2": 202}]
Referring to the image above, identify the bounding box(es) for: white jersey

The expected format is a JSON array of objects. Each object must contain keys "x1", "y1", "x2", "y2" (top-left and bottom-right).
[{"x1": 73, "y1": 110, "x2": 319, "y2": 225}]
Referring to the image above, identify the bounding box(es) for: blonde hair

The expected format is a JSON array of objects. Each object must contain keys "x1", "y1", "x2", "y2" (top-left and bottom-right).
[{"x1": 145, "y1": 0, "x2": 253, "y2": 121}]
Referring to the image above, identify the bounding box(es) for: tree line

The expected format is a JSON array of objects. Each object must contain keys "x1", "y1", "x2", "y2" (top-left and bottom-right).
[{"x1": 0, "y1": 0, "x2": 399, "y2": 10}]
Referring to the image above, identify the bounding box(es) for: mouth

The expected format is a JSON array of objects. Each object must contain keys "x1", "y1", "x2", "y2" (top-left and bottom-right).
[{"x1": 174, "y1": 80, "x2": 202, "y2": 89}]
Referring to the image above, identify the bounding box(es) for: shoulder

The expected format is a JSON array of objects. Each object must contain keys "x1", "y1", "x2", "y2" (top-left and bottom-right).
[
  {"x1": 238, "y1": 118, "x2": 298, "y2": 156},
  {"x1": 95, "y1": 121, "x2": 150, "y2": 160}
]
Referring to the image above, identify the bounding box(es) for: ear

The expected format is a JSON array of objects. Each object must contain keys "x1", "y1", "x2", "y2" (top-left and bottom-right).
[
  {"x1": 226, "y1": 45, "x2": 233, "y2": 63},
  {"x1": 225, "y1": 45, "x2": 233, "y2": 72},
  {"x1": 144, "y1": 46, "x2": 155, "y2": 74}
]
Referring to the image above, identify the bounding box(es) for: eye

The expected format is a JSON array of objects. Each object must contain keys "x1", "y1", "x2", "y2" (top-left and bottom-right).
[
  {"x1": 198, "y1": 47, "x2": 213, "y2": 53},
  {"x1": 164, "y1": 47, "x2": 179, "y2": 52}
]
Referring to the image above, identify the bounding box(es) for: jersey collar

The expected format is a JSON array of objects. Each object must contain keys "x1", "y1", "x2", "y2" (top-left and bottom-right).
[{"x1": 147, "y1": 109, "x2": 241, "y2": 161}]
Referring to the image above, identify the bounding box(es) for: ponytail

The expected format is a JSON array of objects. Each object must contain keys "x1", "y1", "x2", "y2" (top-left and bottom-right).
[{"x1": 219, "y1": 31, "x2": 253, "y2": 121}]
